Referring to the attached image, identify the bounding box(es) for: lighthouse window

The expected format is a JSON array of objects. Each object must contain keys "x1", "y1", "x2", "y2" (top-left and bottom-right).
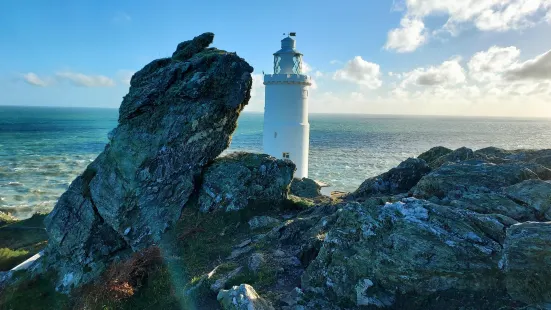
[
  {"x1": 274, "y1": 132, "x2": 277, "y2": 138},
  {"x1": 292, "y1": 55, "x2": 302, "y2": 74},
  {"x1": 282, "y1": 152, "x2": 290, "y2": 159},
  {"x1": 274, "y1": 56, "x2": 282, "y2": 74}
]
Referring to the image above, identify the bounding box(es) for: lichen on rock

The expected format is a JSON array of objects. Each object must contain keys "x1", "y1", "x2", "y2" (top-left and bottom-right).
[
  {"x1": 198, "y1": 152, "x2": 295, "y2": 213},
  {"x1": 217, "y1": 284, "x2": 275, "y2": 310},
  {"x1": 503, "y1": 221, "x2": 551, "y2": 305}
]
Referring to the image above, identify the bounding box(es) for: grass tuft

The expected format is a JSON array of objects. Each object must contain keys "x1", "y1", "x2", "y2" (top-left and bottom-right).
[{"x1": 0, "y1": 248, "x2": 31, "y2": 271}]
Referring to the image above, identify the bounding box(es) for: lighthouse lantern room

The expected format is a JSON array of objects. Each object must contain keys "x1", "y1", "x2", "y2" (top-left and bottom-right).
[{"x1": 263, "y1": 33, "x2": 312, "y2": 178}]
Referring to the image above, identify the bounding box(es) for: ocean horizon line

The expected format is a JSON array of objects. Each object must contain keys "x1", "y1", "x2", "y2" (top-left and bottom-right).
[{"x1": 1, "y1": 105, "x2": 550, "y2": 120}]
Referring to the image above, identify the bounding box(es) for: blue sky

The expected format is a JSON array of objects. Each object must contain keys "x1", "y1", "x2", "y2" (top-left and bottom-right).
[{"x1": 1, "y1": 0, "x2": 551, "y2": 116}]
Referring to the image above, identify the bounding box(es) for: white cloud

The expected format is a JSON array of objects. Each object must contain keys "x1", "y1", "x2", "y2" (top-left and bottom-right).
[
  {"x1": 302, "y1": 62, "x2": 312, "y2": 74},
  {"x1": 401, "y1": 57, "x2": 466, "y2": 87},
  {"x1": 245, "y1": 73, "x2": 265, "y2": 112},
  {"x1": 333, "y1": 56, "x2": 383, "y2": 89},
  {"x1": 373, "y1": 44, "x2": 551, "y2": 116},
  {"x1": 117, "y1": 70, "x2": 135, "y2": 86},
  {"x1": 468, "y1": 46, "x2": 521, "y2": 82},
  {"x1": 329, "y1": 60, "x2": 342, "y2": 65},
  {"x1": 55, "y1": 71, "x2": 116, "y2": 87},
  {"x1": 22, "y1": 73, "x2": 49, "y2": 87},
  {"x1": 505, "y1": 49, "x2": 551, "y2": 80},
  {"x1": 384, "y1": 17, "x2": 427, "y2": 53},
  {"x1": 385, "y1": 0, "x2": 551, "y2": 51}
]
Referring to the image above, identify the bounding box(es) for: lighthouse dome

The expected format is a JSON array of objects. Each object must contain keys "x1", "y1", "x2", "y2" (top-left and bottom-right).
[
  {"x1": 275, "y1": 36, "x2": 301, "y2": 55},
  {"x1": 281, "y1": 36, "x2": 296, "y2": 49}
]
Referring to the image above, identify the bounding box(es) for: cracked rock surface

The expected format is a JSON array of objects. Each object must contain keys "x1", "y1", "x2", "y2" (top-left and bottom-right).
[{"x1": 44, "y1": 32, "x2": 253, "y2": 289}]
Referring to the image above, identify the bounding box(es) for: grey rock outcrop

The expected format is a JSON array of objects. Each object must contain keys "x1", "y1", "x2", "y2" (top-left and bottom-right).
[
  {"x1": 449, "y1": 193, "x2": 535, "y2": 221},
  {"x1": 503, "y1": 179, "x2": 551, "y2": 220},
  {"x1": 44, "y1": 32, "x2": 253, "y2": 288},
  {"x1": 248, "y1": 216, "x2": 280, "y2": 230},
  {"x1": 475, "y1": 147, "x2": 551, "y2": 169},
  {"x1": 198, "y1": 152, "x2": 295, "y2": 213},
  {"x1": 428, "y1": 147, "x2": 475, "y2": 169},
  {"x1": 301, "y1": 199, "x2": 511, "y2": 308},
  {"x1": 417, "y1": 146, "x2": 452, "y2": 165},
  {"x1": 350, "y1": 158, "x2": 430, "y2": 199},
  {"x1": 413, "y1": 160, "x2": 550, "y2": 200},
  {"x1": 217, "y1": 284, "x2": 275, "y2": 310},
  {"x1": 290, "y1": 178, "x2": 322, "y2": 198},
  {"x1": 503, "y1": 222, "x2": 551, "y2": 305}
]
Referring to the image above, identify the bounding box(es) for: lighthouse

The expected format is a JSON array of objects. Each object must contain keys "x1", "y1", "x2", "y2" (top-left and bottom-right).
[{"x1": 263, "y1": 33, "x2": 312, "y2": 178}]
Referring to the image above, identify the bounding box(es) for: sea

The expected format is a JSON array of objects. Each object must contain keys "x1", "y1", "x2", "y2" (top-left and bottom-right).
[{"x1": 1, "y1": 105, "x2": 551, "y2": 219}]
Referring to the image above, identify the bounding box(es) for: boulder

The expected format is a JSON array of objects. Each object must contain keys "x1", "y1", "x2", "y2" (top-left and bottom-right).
[
  {"x1": 533, "y1": 155, "x2": 551, "y2": 170},
  {"x1": 198, "y1": 152, "x2": 295, "y2": 213},
  {"x1": 502, "y1": 222, "x2": 551, "y2": 304},
  {"x1": 413, "y1": 160, "x2": 550, "y2": 200},
  {"x1": 248, "y1": 216, "x2": 280, "y2": 230},
  {"x1": 475, "y1": 147, "x2": 551, "y2": 169},
  {"x1": 350, "y1": 158, "x2": 430, "y2": 199},
  {"x1": 429, "y1": 147, "x2": 475, "y2": 169},
  {"x1": 44, "y1": 32, "x2": 253, "y2": 288},
  {"x1": 290, "y1": 178, "x2": 322, "y2": 198},
  {"x1": 417, "y1": 146, "x2": 452, "y2": 165},
  {"x1": 302, "y1": 199, "x2": 512, "y2": 308},
  {"x1": 217, "y1": 284, "x2": 275, "y2": 310},
  {"x1": 248, "y1": 252, "x2": 266, "y2": 272},
  {"x1": 474, "y1": 147, "x2": 518, "y2": 164},
  {"x1": 503, "y1": 179, "x2": 551, "y2": 220},
  {"x1": 449, "y1": 193, "x2": 534, "y2": 222}
]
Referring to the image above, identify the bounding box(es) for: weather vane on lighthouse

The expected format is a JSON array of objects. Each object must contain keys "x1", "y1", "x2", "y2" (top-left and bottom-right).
[{"x1": 263, "y1": 32, "x2": 312, "y2": 178}]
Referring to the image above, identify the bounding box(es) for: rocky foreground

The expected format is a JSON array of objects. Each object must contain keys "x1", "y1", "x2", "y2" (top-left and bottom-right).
[{"x1": 1, "y1": 33, "x2": 551, "y2": 310}]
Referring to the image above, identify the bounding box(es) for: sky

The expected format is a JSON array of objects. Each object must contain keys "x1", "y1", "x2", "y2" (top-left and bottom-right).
[{"x1": 1, "y1": 0, "x2": 551, "y2": 117}]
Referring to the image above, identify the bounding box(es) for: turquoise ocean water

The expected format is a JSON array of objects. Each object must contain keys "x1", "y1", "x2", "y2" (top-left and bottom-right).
[{"x1": 1, "y1": 105, "x2": 551, "y2": 218}]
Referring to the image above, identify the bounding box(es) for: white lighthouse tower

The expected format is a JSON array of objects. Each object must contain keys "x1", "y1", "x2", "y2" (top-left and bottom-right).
[
  {"x1": 263, "y1": 34, "x2": 312, "y2": 178},
  {"x1": 264, "y1": 32, "x2": 311, "y2": 178}
]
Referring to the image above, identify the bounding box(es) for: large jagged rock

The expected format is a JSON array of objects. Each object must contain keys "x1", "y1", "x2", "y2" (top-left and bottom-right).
[
  {"x1": 417, "y1": 146, "x2": 452, "y2": 165},
  {"x1": 198, "y1": 152, "x2": 295, "y2": 213},
  {"x1": 290, "y1": 177, "x2": 322, "y2": 199},
  {"x1": 503, "y1": 179, "x2": 551, "y2": 221},
  {"x1": 217, "y1": 284, "x2": 275, "y2": 310},
  {"x1": 350, "y1": 158, "x2": 430, "y2": 199},
  {"x1": 301, "y1": 199, "x2": 514, "y2": 308},
  {"x1": 413, "y1": 160, "x2": 551, "y2": 200},
  {"x1": 44, "y1": 32, "x2": 253, "y2": 288},
  {"x1": 428, "y1": 147, "x2": 475, "y2": 169},
  {"x1": 502, "y1": 222, "x2": 551, "y2": 305}
]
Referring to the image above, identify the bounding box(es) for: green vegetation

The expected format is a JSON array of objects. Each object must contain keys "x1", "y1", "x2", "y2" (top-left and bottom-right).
[
  {"x1": 0, "y1": 211, "x2": 16, "y2": 228},
  {"x1": 0, "y1": 213, "x2": 48, "y2": 271},
  {"x1": 77, "y1": 264, "x2": 180, "y2": 310},
  {"x1": 0, "y1": 248, "x2": 31, "y2": 271},
  {"x1": 0, "y1": 271, "x2": 69, "y2": 310},
  {"x1": 284, "y1": 195, "x2": 315, "y2": 210},
  {"x1": 175, "y1": 198, "x2": 285, "y2": 279}
]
